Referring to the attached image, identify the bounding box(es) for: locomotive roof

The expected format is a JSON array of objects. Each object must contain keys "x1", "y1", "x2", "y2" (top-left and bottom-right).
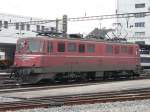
[{"x1": 18, "y1": 36, "x2": 137, "y2": 46}]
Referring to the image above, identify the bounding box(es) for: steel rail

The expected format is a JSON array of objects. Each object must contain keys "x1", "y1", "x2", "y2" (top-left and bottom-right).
[
  {"x1": 1, "y1": 88, "x2": 150, "y2": 111},
  {"x1": 0, "y1": 74, "x2": 149, "y2": 94},
  {"x1": 0, "y1": 72, "x2": 149, "y2": 93}
]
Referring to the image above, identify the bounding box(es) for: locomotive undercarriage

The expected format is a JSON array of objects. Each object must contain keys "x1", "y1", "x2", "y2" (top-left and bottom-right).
[{"x1": 10, "y1": 66, "x2": 140, "y2": 84}]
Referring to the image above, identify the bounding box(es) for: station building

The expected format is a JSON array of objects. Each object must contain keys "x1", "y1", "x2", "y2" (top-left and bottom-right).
[{"x1": 0, "y1": 13, "x2": 59, "y2": 63}]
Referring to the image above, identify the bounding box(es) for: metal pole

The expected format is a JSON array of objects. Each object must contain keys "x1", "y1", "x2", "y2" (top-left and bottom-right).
[
  {"x1": 56, "y1": 18, "x2": 59, "y2": 33},
  {"x1": 62, "y1": 15, "x2": 68, "y2": 38},
  {"x1": 116, "y1": 0, "x2": 119, "y2": 37}
]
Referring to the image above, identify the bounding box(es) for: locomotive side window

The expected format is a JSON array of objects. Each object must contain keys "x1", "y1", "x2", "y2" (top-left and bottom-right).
[
  {"x1": 121, "y1": 46, "x2": 128, "y2": 53},
  {"x1": 67, "y1": 43, "x2": 76, "y2": 52},
  {"x1": 114, "y1": 46, "x2": 120, "y2": 54},
  {"x1": 79, "y1": 44, "x2": 85, "y2": 53},
  {"x1": 48, "y1": 42, "x2": 53, "y2": 52},
  {"x1": 87, "y1": 44, "x2": 95, "y2": 53},
  {"x1": 58, "y1": 42, "x2": 65, "y2": 52},
  {"x1": 128, "y1": 47, "x2": 133, "y2": 54},
  {"x1": 106, "y1": 45, "x2": 113, "y2": 54}
]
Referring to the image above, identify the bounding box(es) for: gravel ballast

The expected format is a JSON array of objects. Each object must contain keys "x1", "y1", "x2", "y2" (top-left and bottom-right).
[{"x1": 16, "y1": 99, "x2": 150, "y2": 112}]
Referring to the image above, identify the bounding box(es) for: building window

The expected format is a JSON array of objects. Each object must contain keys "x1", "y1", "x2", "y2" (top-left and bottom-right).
[
  {"x1": 0, "y1": 21, "x2": 2, "y2": 28},
  {"x1": 51, "y1": 27, "x2": 55, "y2": 31},
  {"x1": 87, "y1": 44, "x2": 95, "y2": 53},
  {"x1": 16, "y1": 23, "x2": 19, "y2": 30},
  {"x1": 67, "y1": 43, "x2": 76, "y2": 52},
  {"x1": 135, "y1": 32, "x2": 145, "y2": 37},
  {"x1": 58, "y1": 42, "x2": 65, "y2": 52},
  {"x1": 79, "y1": 44, "x2": 85, "y2": 53},
  {"x1": 4, "y1": 21, "x2": 8, "y2": 29},
  {"x1": 41, "y1": 26, "x2": 45, "y2": 31},
  {"x1": 26, "y1": 24, "x2": 30, "y2": 31},
  {"x1": 21, "y1": 23, "x2": 25, "y2": 30},
  {"x1": 135, "y1": 13, "x2": 145, "y2": 18},
  {"x1": 48, "y1": 42, "x2": 53, "y2": 52},
  {"x1": 135, "y1": 22, "x2": 145, "y2": 27},
  {"x1": 106, "y1": 45, "x2": 113, "y2": 54},
  {"x1": 36, "y1": 25, "x2": 40, "y2": 31},
  {"x1": 135, "y1": 3, "x2": 145, "y2": 8}
]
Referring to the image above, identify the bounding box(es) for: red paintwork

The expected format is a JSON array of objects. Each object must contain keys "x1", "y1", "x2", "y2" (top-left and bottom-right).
[{"x1": 14, "y1": 37, "x2": 140, "y2": 72}]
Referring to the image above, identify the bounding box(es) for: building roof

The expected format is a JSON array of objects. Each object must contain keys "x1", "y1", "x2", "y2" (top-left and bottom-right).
[{"x1": 86, "y1": 28, "x2": 114, "y2": 39}]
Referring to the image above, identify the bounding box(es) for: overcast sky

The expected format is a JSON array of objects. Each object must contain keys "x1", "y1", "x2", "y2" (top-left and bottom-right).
[{"x1": 1, "y1": 0, "x2": 117, "y2": 33}]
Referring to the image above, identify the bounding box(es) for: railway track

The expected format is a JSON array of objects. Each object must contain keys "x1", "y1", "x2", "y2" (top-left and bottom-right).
[
  {"x1": 0, "y1": 72, "x2": 18, "y2": 89},
  {"x1": 0, "y1": 67, "x2": 149, "y2": 90},
  {"x1": 0, "y1": 73, "x2": 149, "y2": 94},
  {"x1": 0, "y1": 81, "x2": 107, "y2": 94},
  {"x1": 0, "y1": 88, "x2": 150, "y2": 111},
  {"x1": 0, "y1": 72, "x2": 149, "y2": 93}
]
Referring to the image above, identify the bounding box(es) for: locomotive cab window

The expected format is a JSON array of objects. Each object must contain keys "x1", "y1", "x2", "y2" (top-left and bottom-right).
[
  {"x1": 48, "y1": 42, "x2": 53, "y2": 52},
  {"x1": 27, "y1": 39, "x2": 43, "y2": 53},
  {"x1": 79, "y1": 44, "x2": 85, "y2": 53},
  {"x1": 67, "y1": 43, "x2": 76, "y2": 52},
  {"x1": 58, "y1": 42, "x2": 65, "y2": 52},
  {"x1": 87, "y1": 44, "x2": 95, "y2": 53}
]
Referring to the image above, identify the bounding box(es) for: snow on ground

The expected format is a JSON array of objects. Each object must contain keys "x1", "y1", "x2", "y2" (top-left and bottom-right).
[{"x1": 16, "y1": 99, "x2": 150, "y2": 112}]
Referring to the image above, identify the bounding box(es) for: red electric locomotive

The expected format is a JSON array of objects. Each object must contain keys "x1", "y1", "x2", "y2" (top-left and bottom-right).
[{"x1": 11, "y1": 36, "x2": 141, "y2": 84}]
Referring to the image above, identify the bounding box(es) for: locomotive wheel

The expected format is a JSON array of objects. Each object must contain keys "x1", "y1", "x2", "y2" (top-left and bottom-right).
[
  {"x1": 79, "y1": 73, "x2": 88, "y2": 82},
  {"x1": 126, "y1": 71, "x2": 134, "y2": 79},
  {"x1": 103, "y1": 72, "x2": 109, "y2": 80}
]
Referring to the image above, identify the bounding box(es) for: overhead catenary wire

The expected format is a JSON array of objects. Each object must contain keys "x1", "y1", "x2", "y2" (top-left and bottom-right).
[
  {"x1": 68, "y1": 12, "x2": 150, "y2": 21},
  {"x1": 1, "y1": 11, "x2": 150, "y2": 27}
]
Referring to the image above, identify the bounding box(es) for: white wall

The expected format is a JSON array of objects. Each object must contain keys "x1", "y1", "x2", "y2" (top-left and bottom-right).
[{"x1": 117, "y1": 0, "x2": 150, "y2": 44}]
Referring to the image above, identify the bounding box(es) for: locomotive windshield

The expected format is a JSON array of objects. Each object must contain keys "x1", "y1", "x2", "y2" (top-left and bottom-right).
[
  {"x1": 16, "y1": 39, "x2": 43, "y2": 53},
  {"x1": 27, "y1": 40, "x2": 43, "y2": 53}
]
